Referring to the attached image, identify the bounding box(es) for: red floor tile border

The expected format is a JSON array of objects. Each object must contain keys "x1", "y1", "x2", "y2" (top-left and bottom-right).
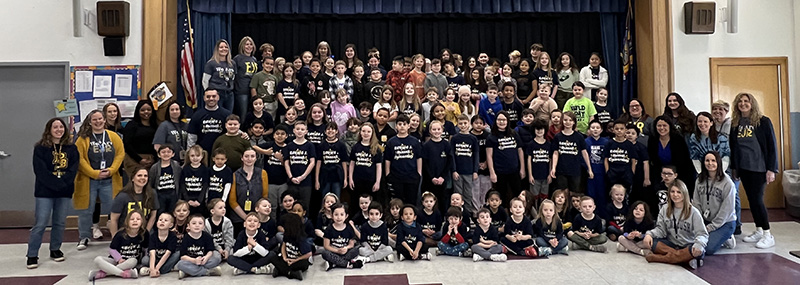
[{"x1": 0, "y1": 275, "x2": 66, "y2": 285}]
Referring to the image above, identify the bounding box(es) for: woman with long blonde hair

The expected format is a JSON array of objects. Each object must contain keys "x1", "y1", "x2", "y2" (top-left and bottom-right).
[
  {"x1": 232, "y1": 36, "x2": 259, "y2": 118},
  {"x1": 643, "y1": 179, "x2": 708, "y2": 269},
  {"x1": 203, "y1": 39, "x2": 236, "y2": 112},
  {"x1": 729, "y1": 92, "x2": 778, "y2": 249}
]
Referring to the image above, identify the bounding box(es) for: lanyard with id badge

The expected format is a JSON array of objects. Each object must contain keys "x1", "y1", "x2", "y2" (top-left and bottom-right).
[
  {"x1": 243, "y1": 175, "x2": 252, "y2": 211},
  {"x1": 93, "y1": 131, "x2": 107, "y2": 169}
]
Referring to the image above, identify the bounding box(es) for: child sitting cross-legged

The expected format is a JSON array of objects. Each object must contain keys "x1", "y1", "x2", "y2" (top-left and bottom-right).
[
  {"x1": 435, "y1": 207, "x2": 472, "y2": 257},
  {"x1": 356, "y1": 201, "x2": 395, "y2": 263},
  {"x1": 471, "y1": 208, "x2": 508, "y2": 262},
  {"x1": 567, "y1": 196, "x2": 608, "y2": 253},
  {"x1": 500, "y1": 198, "x2": 539, "y2": 257},
  {"x1": 228, "y1": 213, "x2": 275, "y2": 275},
  {"x1": 321, "y1": 203, "x2": 364, "y2": 271}
]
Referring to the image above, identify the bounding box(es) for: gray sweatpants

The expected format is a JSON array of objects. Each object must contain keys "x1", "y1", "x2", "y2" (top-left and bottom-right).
[
  {"x1": 175, "y1": 251, "x2": 222, "y2": 277},
  {"x1": 94, "y1": 256, "x2": 138, "y2": 276},
  {"x1": 453, "y1": 174, "x2": 477, "y2": 214},
  {"x1": 358, "y1": 243, "x2": 393, "y2": 262},
  {"x1": 470, "y1": 244, "x2": 503, "y2": 259},
  {"x1": 268, "y1": 184, "x2": 288, "y2": 219}
]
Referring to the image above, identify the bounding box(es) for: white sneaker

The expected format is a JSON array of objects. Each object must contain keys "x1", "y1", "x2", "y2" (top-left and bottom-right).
[
  {"x1": 76, "y1": 238, "x2": 89, "y2": 250},
  {"x1": 208, "y1": 266, "x2": 222, "y2": 276},
  {"x1": 354, "y1": 255, "x2": 370, "y2": 263},
  {"x1": 178, "y1": 270, "x2": 186, "y2": 279},
  {"x1": 256, "y1": 264, "x2": 274, "y2": 275},
  {"x1": 420, "y1": 253, "x2": 432, "y2": 260},
  {"x1": 617, "y1": 242, "x2": 627, "y2": 252},
  {"x1": 723, "y1": 235, "x2": 737, "y2": 249},
  {"x1": 490, "y1": 254, "x2": 507, "y2": 262},
  {"x1": 398, "y1": 254, "x2": 405, "y2": 261},
  {"x1": 92, "y1": 225, "x2": 103, "y2": 239},
  {"x1": 138, "y1": 267, "x2": 150, "y2": 276},
  {"x1": 384, "y1": 253, "x2": 395, "y2": 263},
  {"x1": 473, "y1": 254, "x2": 484, "y2": 262},
  {"x1": 743, "y1": 230, "x2": 764, "y2": 243},
  {"x1": 429, "y1": 248, "x2": 440, "y2": 256},
  {"x1": 232, "y1": 268, "x2": 247, "y2": 275},
  {"x1": 308, "y1": 255, "x2": 314, "y2": 265},
  {"x1": 755, "y1": 233, "x2": 775, "y2": 249}
]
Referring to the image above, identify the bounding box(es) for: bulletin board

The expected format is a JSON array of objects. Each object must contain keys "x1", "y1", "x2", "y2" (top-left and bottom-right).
[{"x1": 70, "y1": 65, "x2": 141, "y2": 123}]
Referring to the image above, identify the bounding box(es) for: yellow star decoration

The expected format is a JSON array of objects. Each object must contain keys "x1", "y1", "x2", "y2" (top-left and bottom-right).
[{"x1": 56, "y1": 102, "x2": 67, "y2": 112}]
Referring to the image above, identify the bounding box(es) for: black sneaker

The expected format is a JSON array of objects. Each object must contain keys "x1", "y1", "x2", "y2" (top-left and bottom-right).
[
  {"x1": 50, "y1": 250, "x2": 65, "y2": 262},
  {"x1": 26, "y1": 257, "x2": 38, "y2": 269},
  {"x1": 288, "y1": 270, "x2": 304, "y2": 280},
  {"x1": 734, "y1": 225, "x2": 742, "y2": 235}
]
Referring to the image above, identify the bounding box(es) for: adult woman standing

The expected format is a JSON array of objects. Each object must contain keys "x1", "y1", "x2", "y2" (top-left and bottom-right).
[
  {"x1": 203, "y1": 39, "x2": 236, "y2": 112},
  {"x1": 729, "y1": 93, "x2": 778, "y2": 249},
  {"x1": 693, "y1": 151, "x2": 737, "y2": 255},
  {"x1": 108, "y1": 167, "x2": 159, "y2": 235},
  {"x1": 122, "y1": 100, "x2": 158, "y2": 179},
  {"x1": 27, "y1": 118, "x2": 79, "y2": 269},
  {"x1": 152, "y1": 101, "x2": 188, "y2": 163},
  {"x1": 662, "y1": 93, "x2": 696, "y2": 137},
  {"x1": 687, "y1": 112, "x2": 730, "y2": 174},
  {"x1": 618, "y1": 99, "x2": 654, "y2": 145},
  {"x1": 648, "y1": 116, "x2": 694, "y2": 196},
  {"x1": 232, "y1": 36, "x2": 258, "y2": 118},
  {"x1": 74, "y1": 110, "x2": 125, "y2": 250}
]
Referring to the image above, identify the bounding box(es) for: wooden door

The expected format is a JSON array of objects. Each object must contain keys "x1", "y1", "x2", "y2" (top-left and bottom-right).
[{"x1": 710, "y1": 57, "x2": 792, "y2": 208}]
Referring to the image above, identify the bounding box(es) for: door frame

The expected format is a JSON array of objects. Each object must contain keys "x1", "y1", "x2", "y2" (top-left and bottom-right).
[
  {"x1": 709, "y1": 57, "x2": 792, "y2": 208},
  {"x1": 0, "y1": 61, "x2": 70, "y2": 228}
]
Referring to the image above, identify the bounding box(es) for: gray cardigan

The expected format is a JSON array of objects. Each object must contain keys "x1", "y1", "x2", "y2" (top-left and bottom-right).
[{"x1": 149, "y1": 160, "x2": 182, "y2": 193}]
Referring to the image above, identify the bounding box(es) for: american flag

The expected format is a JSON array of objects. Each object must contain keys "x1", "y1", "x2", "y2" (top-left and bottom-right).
[{"x1": 180, "y1": 10, "x2": 197, "y2": 109}]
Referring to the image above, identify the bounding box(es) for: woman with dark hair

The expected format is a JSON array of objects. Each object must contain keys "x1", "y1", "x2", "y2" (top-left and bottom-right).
[
  {"x1": 342, "y1": 43, "x2": 362, "y2": 76},
  {"x1": 662, "y1": 93, "x2": 696, "y2": 137},
  {"x1": 26, "y1": 118, "x2": 79, "y2": 269},
  {"x1": 108, "y1": 167, "x2": 159, "y2": 235},
  {"x1": 152, "y1": 101, "x2": 188, "y2": 163},
  {"x1": 693, "y1": 151, "x2": 736, "y2": 255},
  {"x1": 74, "y1": 110, "x2": 126, "y2": 251},
  {"x1": 466, "y1": 66, "x2": 488, "y2": 94},
  {"x1": 729, "y1": 92, "x2": 778, "y2": 249},
  {"x1": 486, "y1": 111, "x2": 525, "y2": 204},
  {"x1": 554, "y1": 52, "x2": 580, "y2": 109},
  {"x1": 440, "y1": 48, "x2": 454, "y2": 66},
  {"x1": 687, "y1": 112, "x2": 730, "y2": 174},
  {"x1": 122, "y1": 100, "x2": 158, "y2": 179},
  {"x1": 648, "y1": 115, "x2": 695, "y2": 195},
  {"x1": 618, "y1": 99, "x2": 654, "y2": 145}
]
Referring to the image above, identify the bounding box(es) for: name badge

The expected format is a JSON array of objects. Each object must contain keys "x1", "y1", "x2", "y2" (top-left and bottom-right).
[
  {"x1": 244, "y1": 200, "x2": 252, "y2": 212},
  {"x1": 100, "y1": 160, "x2": 106, "y2": 169}
]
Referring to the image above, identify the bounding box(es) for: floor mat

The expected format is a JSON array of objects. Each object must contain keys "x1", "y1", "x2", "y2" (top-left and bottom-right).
[
  {"x1": 0, "y1": 275, "x2": 66, "y2": 285},
  {"x1": 692, "y1": 253, "x2": 800, "y2": 284}
]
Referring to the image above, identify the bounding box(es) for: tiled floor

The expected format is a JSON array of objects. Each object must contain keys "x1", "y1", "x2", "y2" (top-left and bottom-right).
[{"x1": 3, "y1": 221, "x2": 800, "y2": 284}]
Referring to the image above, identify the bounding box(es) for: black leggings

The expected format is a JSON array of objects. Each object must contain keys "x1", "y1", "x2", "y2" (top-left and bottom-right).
[
  {"x1": 739, "y1": 170, "x2": 770, "y2": 230},
  {"x1": 494, "y1": 172, "x2": 521, "y2": 207}
]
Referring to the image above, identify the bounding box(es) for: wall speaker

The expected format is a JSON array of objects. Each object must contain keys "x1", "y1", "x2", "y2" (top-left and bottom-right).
[
  {"x1": 684, "y1": 2, "x2": 716, "y2": 34},
  {"x1": 103, "y1": 37, "x2": 126, "y2": 56},
  {"x1": 97, "y1": 1, "x2": 130, "y2": 37}
]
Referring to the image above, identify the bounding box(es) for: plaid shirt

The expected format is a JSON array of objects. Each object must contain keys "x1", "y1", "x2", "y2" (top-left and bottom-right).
[{"x1": 329, "y1": 75, "x2": 354, "y2": 100}]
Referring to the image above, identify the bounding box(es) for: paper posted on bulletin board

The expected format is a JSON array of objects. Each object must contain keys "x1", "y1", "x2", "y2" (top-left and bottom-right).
[{"x1": 69, "y1": 65, "x2": 141, "y2": 130}]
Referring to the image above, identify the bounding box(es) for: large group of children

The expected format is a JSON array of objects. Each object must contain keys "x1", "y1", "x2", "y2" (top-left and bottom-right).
[{"x1": 27, "y1": 39, "x2": 779, "y2": 281}]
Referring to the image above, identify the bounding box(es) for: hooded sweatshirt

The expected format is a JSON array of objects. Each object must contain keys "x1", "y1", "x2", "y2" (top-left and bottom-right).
[
  {"x1": 647, "y1": 205, "x2": 709, "y2": 252},
  {"x1": 692, "y1": 175, "x2": 737, "y2": 232}
]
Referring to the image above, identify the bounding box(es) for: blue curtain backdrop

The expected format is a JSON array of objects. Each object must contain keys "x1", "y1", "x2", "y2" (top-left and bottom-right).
[{"x1": 179, "y1": 0, "x2": 630, "y2": 112}]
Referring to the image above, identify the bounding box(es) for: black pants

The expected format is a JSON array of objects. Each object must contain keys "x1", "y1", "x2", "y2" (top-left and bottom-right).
[
  {"x1": 739, "y1": 170, "x2": 770, "y2": 230},
  {"x1": 556, "y1": 174, "x2": 582, "y2": 194},
  {"x1": 270, "y1": 252, "x2": 310, "y2": 274},
  {"x1": 493, "y1": 172, "x2": 521, "y2": 207},
  {"x1": 397, "y1": 242, "x2": 429, "y2": 260},
  {"x1": 157, "y1": 191, "x2": 178, "y2": 216},
  {"x1": 227, "y1": 252, "x2": 274, "y2": 271},
  {"x1": 389, "y1": 175, "x2": 420, "y2": 206}
]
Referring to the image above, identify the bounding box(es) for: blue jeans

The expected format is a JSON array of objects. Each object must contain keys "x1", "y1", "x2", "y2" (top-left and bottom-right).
[
  {"x1": 219, "y1": 90, "x2": 234, "y2": 114},
  {"x1": 320, "y1": 181, "x2": 342, "y2": 198},
  {"x1": 79, "y1": 179, "x2": 113, "y2": 240},
  {"x1": 234, "y1": 93, "x2": 250, "y2": 119},
  {"x1": 705, "y1": 221, "x2": 736, "y2": 255},
  {"x1": 27, "y1": 197, "x2": 70, "y2": 257},
  {"x1": 535, "y1": 236, "x2": 568, "y2": 253}
]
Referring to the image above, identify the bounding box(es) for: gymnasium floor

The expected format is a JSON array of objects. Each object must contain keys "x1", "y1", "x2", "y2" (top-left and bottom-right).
[{"x1": 2, "y1": 210, "x2": 799, "y2": 285}]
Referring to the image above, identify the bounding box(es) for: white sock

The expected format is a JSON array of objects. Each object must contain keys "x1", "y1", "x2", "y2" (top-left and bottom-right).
[{"x1": 764, "y1": 229, "x2": 771, "y2": 235}]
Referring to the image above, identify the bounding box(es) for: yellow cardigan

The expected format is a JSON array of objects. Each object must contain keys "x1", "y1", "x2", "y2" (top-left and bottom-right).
[{"x1": 73, "y1": 130, "x2": 125, "y2": 210}]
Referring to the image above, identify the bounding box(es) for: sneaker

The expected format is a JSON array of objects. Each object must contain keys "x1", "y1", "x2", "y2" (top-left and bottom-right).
[
  {"x1": 539, "y1": 247, "x2": 553, "y2": 256},
  {"x1": 689, "y1": 258, "x2": 699, "y2": 270},
  {"x1": 50, "y1": 250, "x2": 65, "y2": 262},
  {"x1": 139, "y1": 267, "x2": 150, "y2": 276},
  {"x1": 92, "y1": 224, "x2": 103, "y2": 239},
  {"x1": 559, "y1": 246, "x2": 569, "y2": 255},
  {"x1": 589, "y1": 245, "x2": 607, "y2": 253},
  {"x1": 524, "y1": 246, "x2": 538, "y2": 257},
  {"x1": 348, "y1": 260, "x2": 364, "y2": 269},
  {"x1": 76, "y1": 238, "x2": 89, "y2": 250},
  {"x1": 617, "y1": 243, "x2": 627, "y2": 252},
  {"x1": 429, "y1": 248, "x2": 440, "y2": 256},
  {"x1": 734, "y1": 225, "x2": 742, "y2": 235},
  {"x1": 308, "y1": 255, "x2": 314, "y2": 265},
  {"x1": 233, "y1": 268, "x2": 247, "y2": 275},
  {"x1": 26, "y1": 257, "x2": 38, "y2": 269},
  {"x1": 384, "y1": 253, "x2": 395, "y2": 263},
  {"x1": 743, "y1": 230, "x2": 764, "y2": 243},
  {"x1": 88, "y1": 270, "x2": 106, "y2": 281},
  {"x1": 398, "y1": 254, "x2": 406, "y2": 261},
  {"x1": 463, "y1": 248, "x2": 473, "y2": 257},
  {"x1": 756, "y1": 233, "x2": 775, "y2": 249},
  {"x1": 490, "y1": 254, "x2": 508, "y2": 262},
  {"x1": 723, "y1": 235, "x2": 737, "y2": 249},
  {"x1": 208, "y1": 266, "x2": 222, "y2": 276},
  {"x1": 325, "y1": 261, "x2": 335, "y2": 271},
  {"x1": 354, "y1": 255, "x2": 370, "y2": 263},
  {"x1": 473, "y1": 254, "x2": 484, "y2": 262},
  {"x1": 288, "y1": 270, "x2": 304, "y2": 280},
  {"x1": 257, "y1": 264, "x2": 274, "y2": 275},
  {"x1": 420, "y1": 253, "x2": 432, "y2": 260},
  {"x1": 121, "y1": 269, "x2": 138, "y2": 279},
  {"x1": 178, "y1": 270, "x2": 186, "y2": 279}
]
